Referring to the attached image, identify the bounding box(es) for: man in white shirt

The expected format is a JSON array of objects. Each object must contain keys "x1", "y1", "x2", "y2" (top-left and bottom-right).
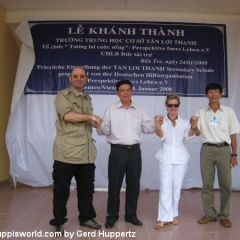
[
  {"x1": 97, "y1": 80, "x2": 156, "y2": 229},
  {"x1": 195, "y1": 83, "x2": 240, "y2": 228}
]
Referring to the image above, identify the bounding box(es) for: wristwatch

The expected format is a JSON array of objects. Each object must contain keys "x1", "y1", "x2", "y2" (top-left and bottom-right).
[{"x1": 231, "y1": 154, "x2": 237, "y2": 157}]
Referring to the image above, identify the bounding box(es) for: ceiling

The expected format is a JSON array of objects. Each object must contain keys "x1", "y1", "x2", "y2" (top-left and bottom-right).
[{"x1": 1, "y1": 0, "x2": 240, "y2": 16}]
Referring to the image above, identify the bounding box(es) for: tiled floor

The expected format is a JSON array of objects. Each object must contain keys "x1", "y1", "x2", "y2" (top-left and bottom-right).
[{"x1": 0, "y1": 185, "x2": 240, "y2": 240}]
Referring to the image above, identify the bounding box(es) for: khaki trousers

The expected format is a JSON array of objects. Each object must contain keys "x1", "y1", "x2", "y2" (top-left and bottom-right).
[{"x1": 200, "y1": 144, "x2": 232, "y2": 220}]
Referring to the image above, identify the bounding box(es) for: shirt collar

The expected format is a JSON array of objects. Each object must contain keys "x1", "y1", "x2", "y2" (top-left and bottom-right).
[
  {"x1": 117, "y1": 100, "x2": 136, "y2": 109},
  {"x1": 70, "y1": 86, "x2": 88, "y2": 98},
  {"x1": 205, "y1": 104, "x2": 224, "y2": 112},
  {"x1": 165, "y1": 115, "x2": 181, "y2": 123}
]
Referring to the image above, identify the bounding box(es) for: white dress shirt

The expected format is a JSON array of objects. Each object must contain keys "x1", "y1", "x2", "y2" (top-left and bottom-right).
[
  {"x1": 97, "y1": 101, "x2": 155, "y2": 144},
  {"x1": 155, "y1": 116, "x2": 193, "y2": 164},
  {"x1": 196, "y1": 105, "x2": 240, "y2": 144}
]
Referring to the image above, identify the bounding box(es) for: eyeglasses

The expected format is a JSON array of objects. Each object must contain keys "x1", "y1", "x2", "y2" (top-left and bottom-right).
[{"x1": 167, "y1": 104, "x2": 179, "y2": 108}]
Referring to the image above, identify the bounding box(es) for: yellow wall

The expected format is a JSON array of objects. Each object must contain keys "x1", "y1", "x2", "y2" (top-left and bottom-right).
[{"x1": 0, "y1": 5, "x2": 20, "y2": 182}]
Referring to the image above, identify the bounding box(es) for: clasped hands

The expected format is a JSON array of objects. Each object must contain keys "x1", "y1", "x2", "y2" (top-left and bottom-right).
[
  {"x1": 154, "y1": 115, "x2": 164, "y2": 128},
  {"x1": 91, "y1": 115, "x2": 103, "y2": 128},
  {"x1": 190, "y1": 116, "x2": 199, "y2": 129}
]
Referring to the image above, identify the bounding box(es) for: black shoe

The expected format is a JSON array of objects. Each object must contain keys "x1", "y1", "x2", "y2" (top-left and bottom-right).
[
  {"x1": 54, "y1": 225, "x2": 64, "y2": 237},
  {"x1": 105, "y1": 221, "x2": 114, "y2": 229},
  {"x1": 125, "y1": 218, "x2": 143, "y2": 226},
  {"x1": 80, "y1": 219, "x2": 102, "y2": 230}
]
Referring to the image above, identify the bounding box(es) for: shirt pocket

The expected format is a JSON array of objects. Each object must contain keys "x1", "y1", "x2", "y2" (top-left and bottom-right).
[
  {"x1": 72, "y1": 102, "x2": 84, "y2": 113},
  {"x1": 132, "y1": 118, "x2": 141, "y2": 132},
  {"x1": 63, "y1": 136, "x2": 87, "y2": 161},
  {"x1": 220, "y1": 117, "x2": 229, "y2": 132}
]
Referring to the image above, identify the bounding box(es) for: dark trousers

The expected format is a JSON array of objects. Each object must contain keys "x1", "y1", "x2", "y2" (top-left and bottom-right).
[
  {"x1": 49, "y1": 160, "x2": 96, "y2": 226},
  {"x1": 106, "y1": 145, "x2": 142, "y2": 223}
]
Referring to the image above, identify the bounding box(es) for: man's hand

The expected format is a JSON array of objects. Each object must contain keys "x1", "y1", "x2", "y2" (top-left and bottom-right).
[{"x1": 230, "y1": 156, "x2": 238, "y2": 167}]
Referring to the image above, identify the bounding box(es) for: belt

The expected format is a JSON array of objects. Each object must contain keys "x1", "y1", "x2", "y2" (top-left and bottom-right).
[
  {"x1": 203, "y1": 142, "x2": 229, "y2": 147},
  {"x1": 111, "y1": 144, "x2": 140, "y2": 149}
]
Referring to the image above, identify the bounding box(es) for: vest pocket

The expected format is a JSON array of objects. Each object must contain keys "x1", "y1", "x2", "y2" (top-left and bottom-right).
[{"x1": 63, "y1": 137, "x2": 87, "y2": 160}]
